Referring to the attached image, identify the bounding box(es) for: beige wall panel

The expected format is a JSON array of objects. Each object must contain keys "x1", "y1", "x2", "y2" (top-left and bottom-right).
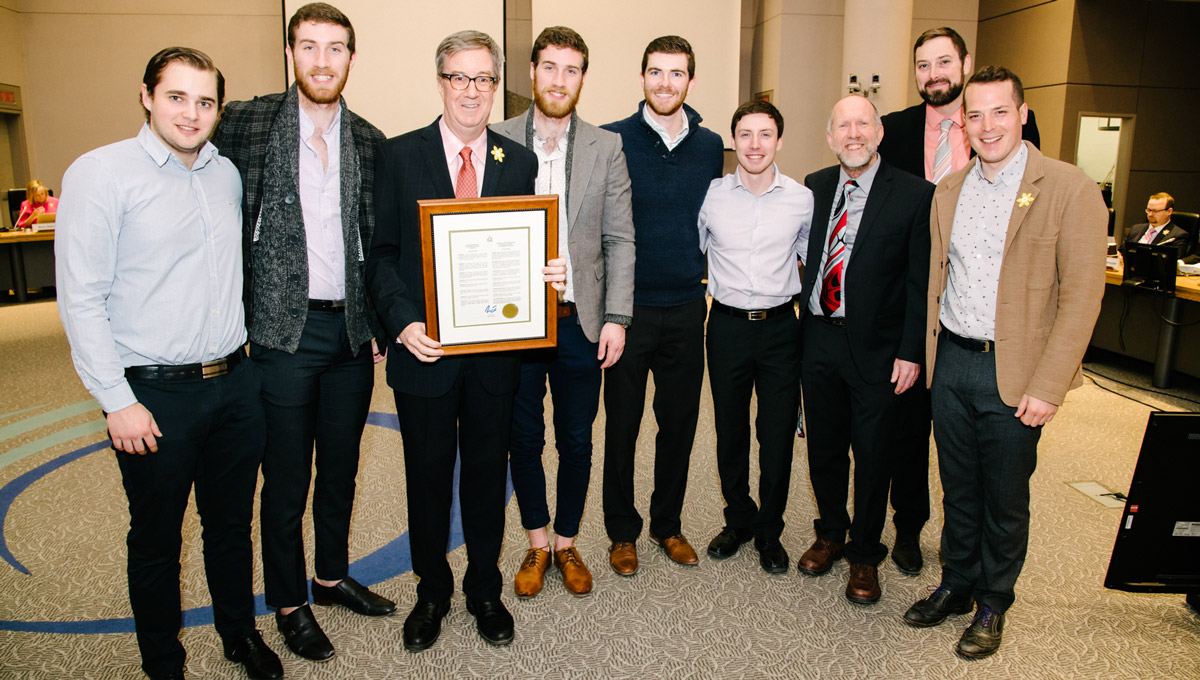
[
  {"x1": 530, "y1": 0, "x2": 741, "y2": 135},
  {"x1": 0, "y1": 6, "x2": 23, "y2": 86},
  {"x1": 285, "y1": 0, "x2": 503, "y2": 138},
  {"x1": 979, "y1": 0, "x2": 1061, "y2": 21},
  {"x1": 1130, "y1": 88, "x2": 1200, "y2": 174},
  {"x1": 1127, "y1": 171, "x2": 1200, "y2": 219},
  {"x1": 1140, "y1": 2, "x2": 1200, "y2": 90},
  {"x1": 506, "y1": 18, "x2": 533, "y2": 99},
  {"x1": 19, "y1": 10, "x2": 280, "y2": 196},
  {"x1": 20, "y1": 0, "x2": 274, "y2": 12},
  {"x1": 843, "y1": 0, "x2": 913, "y2": 115},
  {"x1": 750, "y1": 15, "x2": 782, "y2": 98},
  {"x1": 1022, "y1": 84, "x2": 1066, "y2": 161},
  {"x1": 1068, "y1": 1, "x2": 1145, "y2": 87},
  {"x1": 780, "y1": 0, "x2": 845, "y2": 14},
  {"x1": 1059, "y1": 84, "x2": 1138, "y2": 164},
  {"x1": 912, "y1": 0, "x2": 978, "y2": 21},
  {"x1": 777, "y1": 13, "x2": 845, "y2": 180},
  {"x1": 976, "y1": 0, "x2": 1072, "y2": 87}
]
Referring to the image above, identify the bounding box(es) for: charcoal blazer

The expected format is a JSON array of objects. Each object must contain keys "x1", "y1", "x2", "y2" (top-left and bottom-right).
[
  {"x1": 1123, "y1": 221, "x2": 1189, "y2": 250},
  {"x1": 367, "y1": 118, "x2": 538, "y2": 398},
  {"x1": 925, "y1": 142, "x2": 1108, "y2": 406},
  {"x1": 878, "y1": 102, "x2": 1040, "y2": 180},
  {"x1": 799, "y1": 160, "x2": 934, "y2": 382},
  {"x1": 491, "y1": 110, "x2": 636, "y2": 342}
]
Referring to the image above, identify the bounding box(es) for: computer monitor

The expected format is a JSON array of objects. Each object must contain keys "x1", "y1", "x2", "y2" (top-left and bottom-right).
[
  {"x1": 1121, "y1": 242, "x2": 1180, "y2": 294},
  {"x1": 1104, "y1": 412, "x2": 1200, "y2": 593}
]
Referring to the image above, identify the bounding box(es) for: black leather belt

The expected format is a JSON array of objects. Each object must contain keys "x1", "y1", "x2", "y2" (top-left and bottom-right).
[
  {"x1": 309, "y1": 299, "x2": 346, "y2": 312},
  {"x1": 942, "y1": 328, "x2": 993, "y2": 353},
  {"x1": 814, "y1": 314, "x2": 847, "y2": 327},
  {"x1": 711, "y1": 300, "x2": 794, "y2": 321},
  {"x1": 557, "y1": 302, "x2": 577, "y2": 319},
  {"x1": 125, "y1": 348, "x2": 244, "y2": 382}
]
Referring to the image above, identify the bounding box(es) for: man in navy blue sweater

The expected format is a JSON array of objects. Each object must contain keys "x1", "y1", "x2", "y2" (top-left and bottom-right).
[{"x1": 600, "y1": 35, "x2": 724, "y2": 577}]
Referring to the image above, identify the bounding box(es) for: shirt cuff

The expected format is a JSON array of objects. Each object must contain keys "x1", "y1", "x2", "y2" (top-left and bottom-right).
[{"x1": 93, "y1": 381, "x2": 138, "y2": 415}]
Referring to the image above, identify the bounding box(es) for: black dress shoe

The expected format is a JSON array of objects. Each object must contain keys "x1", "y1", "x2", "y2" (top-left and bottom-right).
[
  {"x1": 222, "y1": 630, "x2": 284, "y2": 679},
  {"x1": 956, "y1": 607, "x2": 1004, "y2": 658},
  {"x1": 403, "y1": 599, "x2": 451, "y2": 652},
  {"x1": 707, "y1": 527, "x2": 753, "y2": 559},
  {"x1": 903, "y1": 585, "x2": 974, "y2": 627},
  {"x1": 312, "y1": 576, "x2": 397, "y2": 616},
  {"x1": 756, "y1": 539, "x2": 790, "y2": 574},
  {"x1": 150, "y1": 672, "x2": 186, "y2": 680},
  {"x1": 891, "y1": 532, "x2": 924, "y2": 575},
  {"x1": 465, "y1": 597, "x2": 514, "y2": 646},
  {"x1": 275, "y1": 604, "x2": 334, "y2": 661}
]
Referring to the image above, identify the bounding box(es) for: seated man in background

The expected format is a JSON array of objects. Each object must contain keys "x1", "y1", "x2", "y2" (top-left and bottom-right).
[{"x1": 1124, "y1": 192, "x2": 1188, "y2": 253}]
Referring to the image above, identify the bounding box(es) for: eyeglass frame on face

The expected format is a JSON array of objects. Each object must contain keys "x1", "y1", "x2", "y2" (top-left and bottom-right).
[
  {"x1": 440, "y1": 72, "x2": 498, "y2": 91},
  {"x1": 1146, "y1": 208, "x2": 1171, "y2": 214}
]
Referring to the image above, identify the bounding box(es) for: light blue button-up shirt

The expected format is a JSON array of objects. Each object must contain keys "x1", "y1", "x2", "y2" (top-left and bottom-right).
[{"x1": 56, "y1": 123, "x2": 247, "y2": 412}]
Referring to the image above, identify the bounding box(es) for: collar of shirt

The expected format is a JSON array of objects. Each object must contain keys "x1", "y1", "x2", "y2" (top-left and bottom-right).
[
  {"x1": 924, "y1": 103, "x2": 964, "y2": 131},
  {"x1": 137, "y1": 122, "x2": 217, "y2": 171},
  {"x1": 533, "y1": 118, "x2": 571, "y2": 158},
  {"x1": 837, "y1": 155, "x2": 881, "y2": 197},
  {"x1": 298, "y1": 103, "x2": 343, "y2": 146},
  {"x1": 731, "y1": 163, "x2": 785, "y2": 195},
  {"x1": 968, "y1": 141, "x2": 1029, "y2": 188},
  {"x1": 642, "y1": 103, "x2": 689, "y2": 150},
  {"x1": 439, "y1": 116, "x2": 488, "y2": 188}
]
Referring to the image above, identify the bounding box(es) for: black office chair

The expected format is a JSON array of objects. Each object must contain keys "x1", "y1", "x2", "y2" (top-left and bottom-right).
[{"x1": 1172, "y1": 211, "x2": 1199, "y2": 263}]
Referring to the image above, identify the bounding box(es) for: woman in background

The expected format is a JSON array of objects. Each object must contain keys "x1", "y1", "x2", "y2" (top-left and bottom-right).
[{"x1": 15, "y1": 179, "x2": 57, "y2": 229}]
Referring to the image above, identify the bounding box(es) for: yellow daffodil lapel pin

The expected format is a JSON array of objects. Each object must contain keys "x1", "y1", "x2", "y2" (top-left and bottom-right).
[
  {"x1": 491, "y1": 146, "x2": 505, "y2": 163},
  {"x1": 1017, "y1": 192, "x2": 1034, "y2": 208}
]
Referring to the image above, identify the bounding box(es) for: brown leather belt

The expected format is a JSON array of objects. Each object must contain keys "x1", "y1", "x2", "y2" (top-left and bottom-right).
[
  {"x1": 557, "y1": 302, "x2": 577, "y2": 319},
  {"x1": 124, "y1": 348, "x2": 244, "y2": 382},
  {"x1": 308, "y1": 299, "x2": 346, "y2": 312}
]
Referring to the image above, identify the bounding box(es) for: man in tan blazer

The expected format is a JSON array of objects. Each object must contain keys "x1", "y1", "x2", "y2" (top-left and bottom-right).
[
  {"x1": 901, "y1": 66, "x2": 1106, "y2": 659},
  {"x1": 492, "y1": 26, "x2": 635, "y2": 599}
]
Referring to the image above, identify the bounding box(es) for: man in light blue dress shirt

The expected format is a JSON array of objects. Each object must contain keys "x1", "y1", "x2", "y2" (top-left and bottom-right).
[{"x1": 56, "y1": 47, "x2": 282, "y2": 680}]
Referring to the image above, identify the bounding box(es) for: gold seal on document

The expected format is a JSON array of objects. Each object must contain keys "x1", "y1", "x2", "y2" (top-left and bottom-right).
[{"x1": 502, "y1": 303, "x2": 519, "y2": 318}]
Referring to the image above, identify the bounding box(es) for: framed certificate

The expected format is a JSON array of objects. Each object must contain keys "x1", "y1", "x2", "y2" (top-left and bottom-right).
[{"x1": 419, "y1": 195, "x2": 559, "y2": 355}]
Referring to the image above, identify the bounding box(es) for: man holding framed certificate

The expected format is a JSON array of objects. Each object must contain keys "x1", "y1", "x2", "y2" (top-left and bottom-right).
[{"x1": 366, "y1": 30, "x2": 565, "y2": 653}]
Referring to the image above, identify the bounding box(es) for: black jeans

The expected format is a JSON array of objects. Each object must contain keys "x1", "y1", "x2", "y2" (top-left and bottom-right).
[
  {"x1": 116, "y1": 357, "x2": 264, "y2": 678},
  {"x1": 252, "y1": 310, "x2": 374, "y2": 609},
  {"x1": 603, "y1": 299, "x2": 706, "y2": 542}
]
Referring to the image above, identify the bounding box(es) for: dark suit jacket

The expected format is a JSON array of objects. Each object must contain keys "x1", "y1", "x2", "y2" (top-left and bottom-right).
[
  {"x1": 799, "y1": 160, "x2": 934, "y2": 383},
  {"x1": 1123, "y1": 221, "x2": 1189, "y2": 251},
  {"x1": 366, "y1": 118, "x2": 538, "y2": 398},
  {"x1": 878, "y1": 102, "x2": 1040, "y2": 180}
]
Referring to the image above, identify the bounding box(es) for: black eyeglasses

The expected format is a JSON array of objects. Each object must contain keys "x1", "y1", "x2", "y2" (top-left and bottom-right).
[{"x1": 440, "y1": 73, "x2": 498, "y2": 92}]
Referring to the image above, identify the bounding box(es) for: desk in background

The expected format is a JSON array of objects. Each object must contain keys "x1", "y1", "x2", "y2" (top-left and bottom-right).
[
  {"x1": 0, "y1": 230, "x2": 54, "y2": 303},
  {"x1": 1092, "y1": 268, "x2": 1200, "y2": 388}
]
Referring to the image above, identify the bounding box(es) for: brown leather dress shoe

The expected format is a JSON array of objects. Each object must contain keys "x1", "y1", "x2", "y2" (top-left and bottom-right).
[
  {"x1": 649, "y1": 532, "x2": 699, "y2": 566},
  {"x1": 609, "y1": 541, "x2": 638, "y2": 576},
  {"x1": 797, "y1": 538, "x2": 845, "y2": 576},
  {"x1": 845, "y1": 563, "x2": 881, "y2": 604},
  {"x1": 513, "y1": 548, "x2": 551, "y2": 599},
  {"x1": 554, "y1": 547, "x2": 593, "y2": 596}
]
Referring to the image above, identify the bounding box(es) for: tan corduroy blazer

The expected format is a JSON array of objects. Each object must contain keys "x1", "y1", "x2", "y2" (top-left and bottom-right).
[{"x1": 926, "y1": 142, "x2": 1108, "y2": 407}]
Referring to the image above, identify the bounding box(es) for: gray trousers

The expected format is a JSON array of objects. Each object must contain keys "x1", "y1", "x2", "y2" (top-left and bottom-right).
[{"x1": 930, "y1": 337, "x2": 1041, "y2": 613}]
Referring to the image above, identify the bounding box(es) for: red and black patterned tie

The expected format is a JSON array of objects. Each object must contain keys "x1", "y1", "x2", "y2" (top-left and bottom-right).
[{"x1": 819, "y1": 180, "x2": 858, "y2": 315}]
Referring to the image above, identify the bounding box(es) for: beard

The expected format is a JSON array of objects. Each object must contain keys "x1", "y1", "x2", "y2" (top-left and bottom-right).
[
  {"x1": 836, "y1": 145, "x2": 876, "y2": 172},
  {"x1": 644, "y1": 88, "x2": 685, "y2": 117},
  {"x1": 533, "y1": 81, "x2": 581, "y2": 119},
  {"x1": 919, "y1": 78, "x2": 964, "y2": 107},
  {"x1": 295, "y1": 66, "x2": 347, "y2": 105}
]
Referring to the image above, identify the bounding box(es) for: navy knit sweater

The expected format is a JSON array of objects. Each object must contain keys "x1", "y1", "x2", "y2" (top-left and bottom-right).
[{"x1": 602, "y1": 102, "x2": 724, "y2": 307}]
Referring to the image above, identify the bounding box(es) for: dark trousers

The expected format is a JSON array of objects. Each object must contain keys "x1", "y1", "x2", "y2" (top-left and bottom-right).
[
  {"x1": 394, "y1": 357, "x2": 513, "y2": 603},
  {"x1": 509, "y1": 312, "x2": 602, "y2": 538},
  {"x1": 252, "y1": 310, "x2": 374, "y2": 609},
  {"x1": 801, "y1": 318, "x2": 897, "y2": 566},
  {"x1": 706, "y1": 307, "x2": 800, "y2": 542},
  {"x1": 116, "y1": 358, "x2": 264, "y2": 677},
  {"x1": 603, "y1": 299, "x2": 706, "y2": 542},
  {"x1": 889, "y1": 383, "x2": 932, "y2": 536},
  {"x1": 931, "y1": 338, "x2": 1040, "y2": 613}
]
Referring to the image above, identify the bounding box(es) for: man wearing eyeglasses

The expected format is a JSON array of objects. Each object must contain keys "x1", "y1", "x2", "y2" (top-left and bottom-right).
[
  {"x1": 367, "y1": 30, "x2": 566, "y2": 652},
  {"x1": 212, "y1": 3, "x2": 393, "y2": 663},
  {"x1": 1123, "y1": 192, "x2": 1188, "y2": 251}
]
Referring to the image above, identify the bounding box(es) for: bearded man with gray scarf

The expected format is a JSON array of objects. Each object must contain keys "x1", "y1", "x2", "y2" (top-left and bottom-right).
[{"x1": 211, "y1": 2, "x2": 392, "y2": 664}]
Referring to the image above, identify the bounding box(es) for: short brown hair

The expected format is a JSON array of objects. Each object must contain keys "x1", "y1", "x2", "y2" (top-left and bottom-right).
[
  {"x1": 532, "y1": 26, "x2": 588, "y2": 73},
  {"x1": 914, "y1": 26, "x2": 968, "y2": 62},
  {"x1": 966, "y1": 65, "x2": 1024, "y2": 107},
  {"x1": 288, "y1": 2, "x2": 355, "y2": 54},
  {"x1": 642, "y1": 35, "x2": 695, "y2": 79},
  {"x1": 139, "y1": 46, "x2": 224, "y2": 122},
  {"x1": 1150, "y1": 192, "x2": 1175, "y2": 210},
  {"x1": 731, "y1": 100, "x2": 784, "y2": 138}
]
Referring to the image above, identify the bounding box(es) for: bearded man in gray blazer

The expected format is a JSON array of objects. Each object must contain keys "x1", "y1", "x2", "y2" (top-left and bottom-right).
[{"x1": 491, "y1": 26, "x2": 635, "y2": 600}]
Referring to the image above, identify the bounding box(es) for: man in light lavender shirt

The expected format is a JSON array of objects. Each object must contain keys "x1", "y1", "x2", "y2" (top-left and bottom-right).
[
  {"x1": 56, "y1": 47, "x2": 282, "y2": 680},
  {"x1": 698, "y1": 100, "x2": 812, "y2": 575}
]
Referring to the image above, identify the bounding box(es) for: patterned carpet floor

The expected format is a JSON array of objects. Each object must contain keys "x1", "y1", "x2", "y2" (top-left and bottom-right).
[{"x1": 1, "y1": 299, "x2": 1197, "y2": 679}]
